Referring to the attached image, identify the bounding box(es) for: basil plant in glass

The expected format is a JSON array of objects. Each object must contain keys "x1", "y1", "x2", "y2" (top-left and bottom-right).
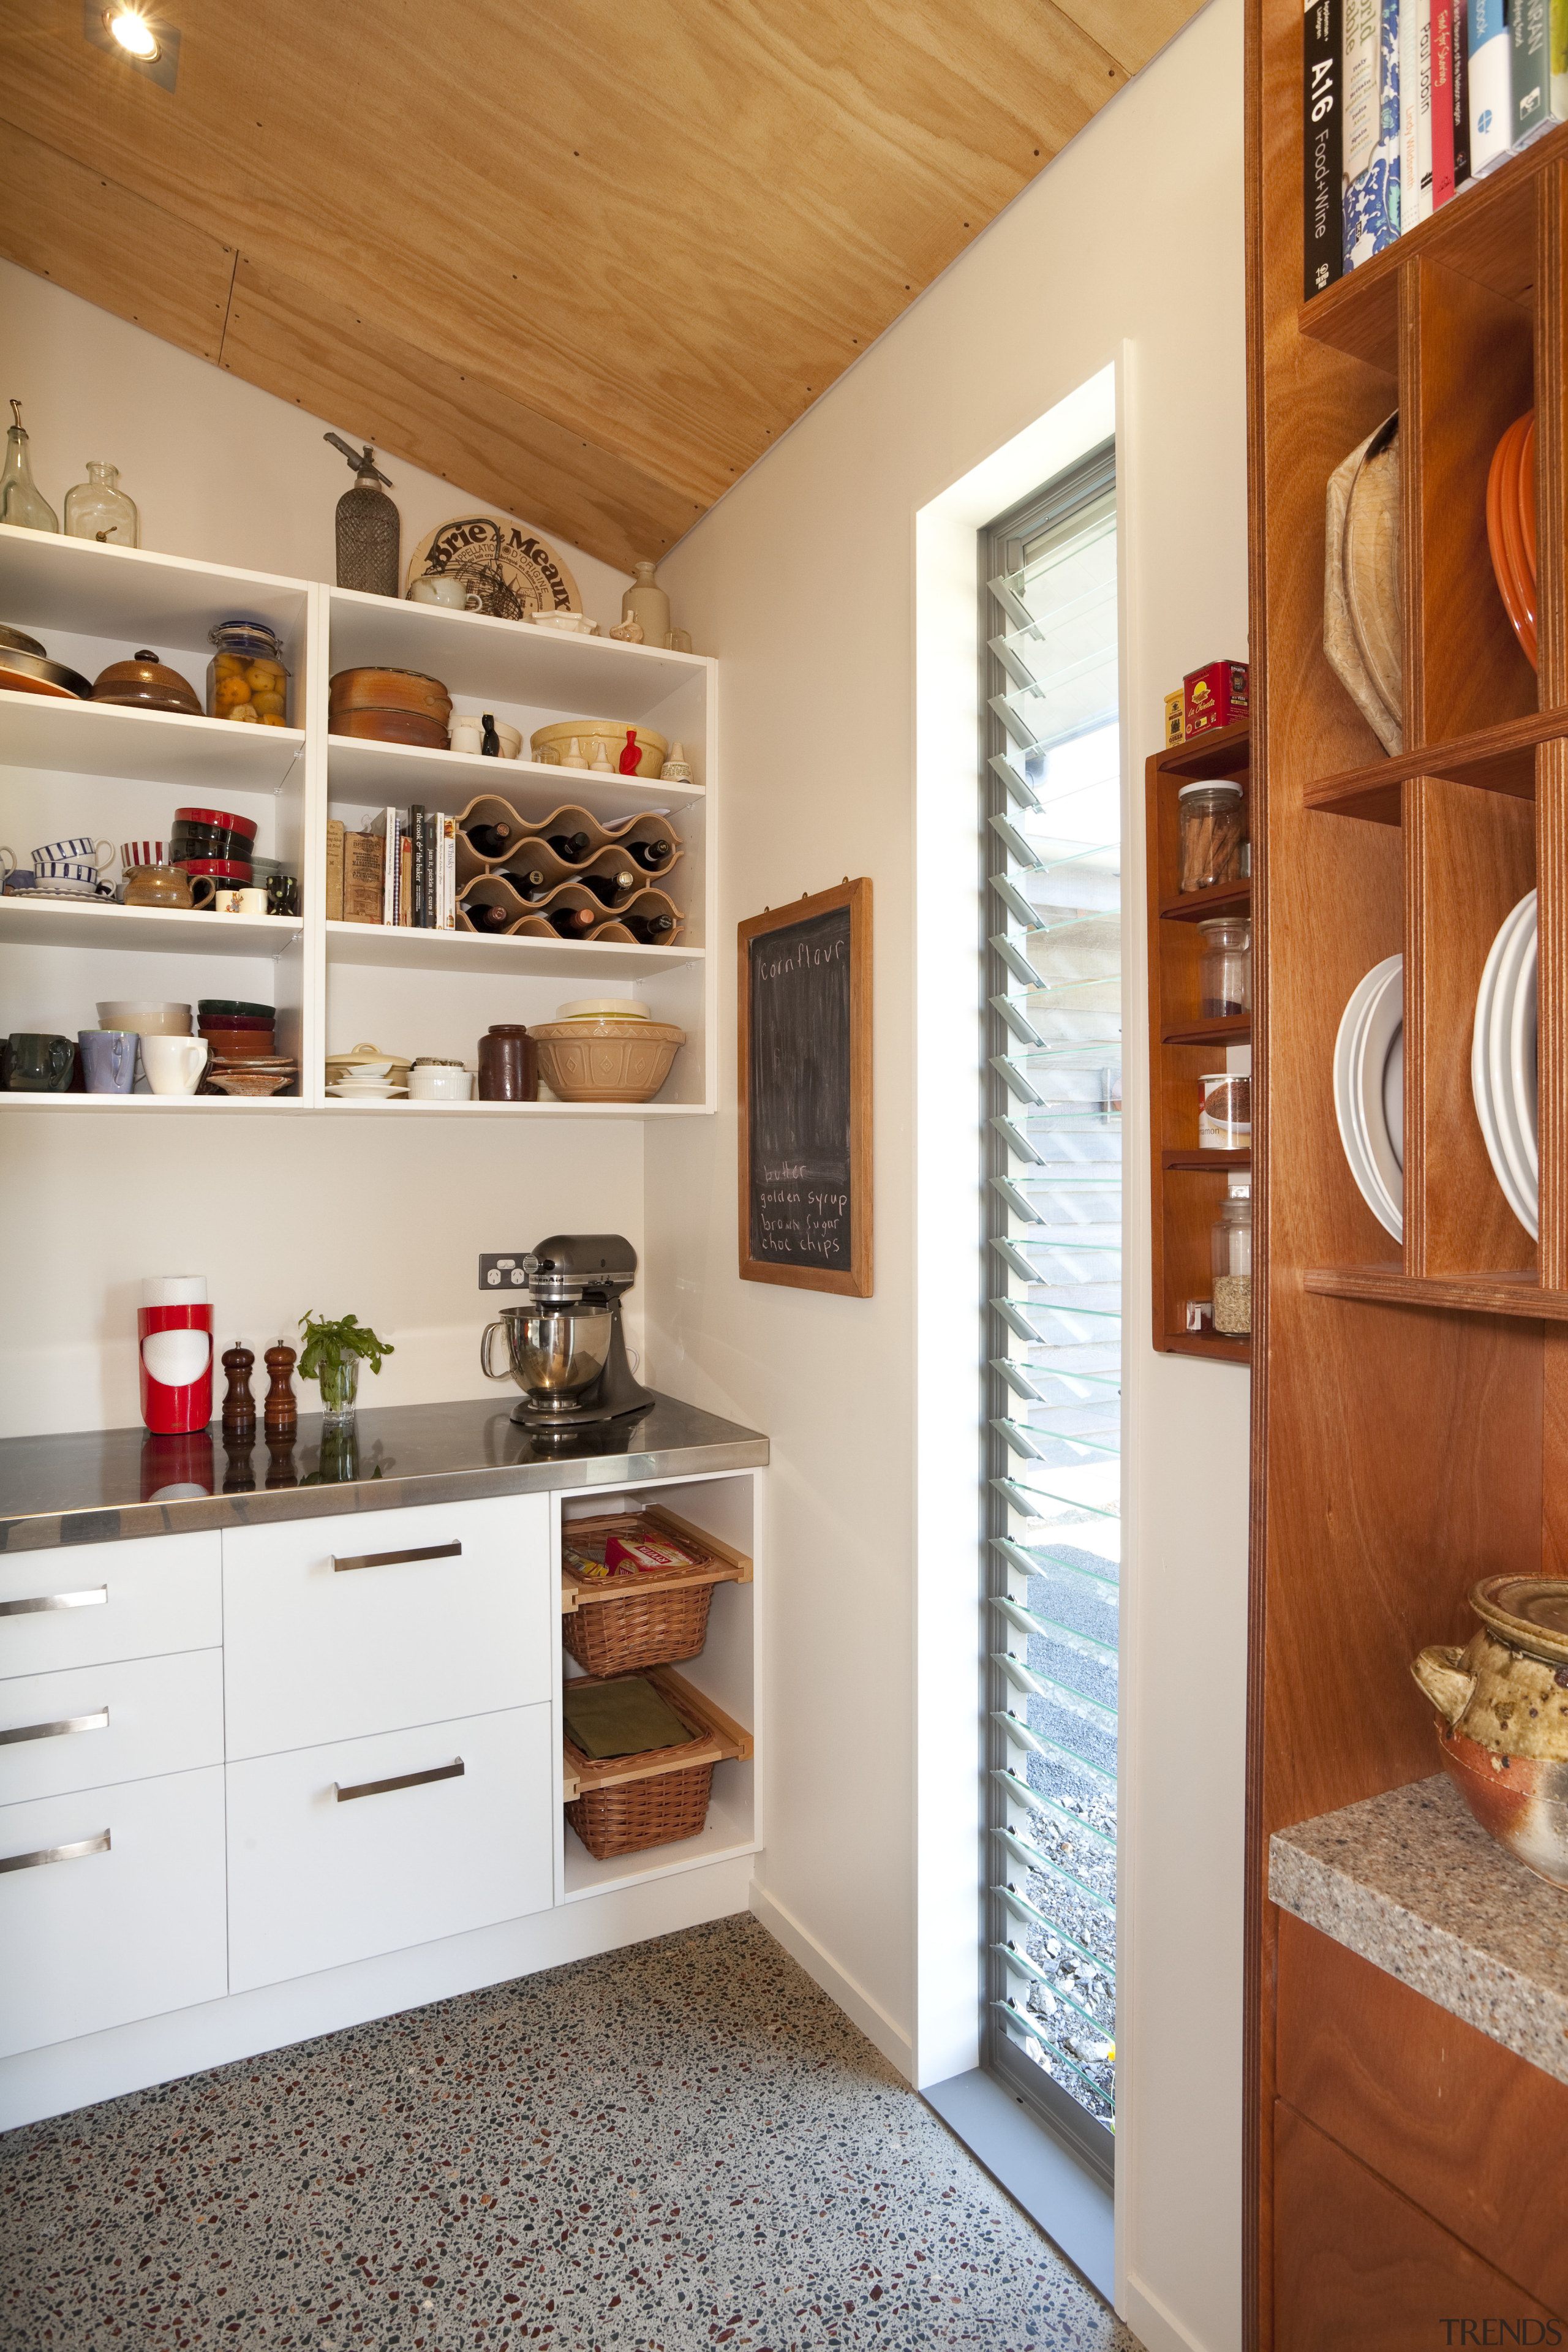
[{"x1": 297, "y1": 1311, "x2": 394, "y2": 1425}]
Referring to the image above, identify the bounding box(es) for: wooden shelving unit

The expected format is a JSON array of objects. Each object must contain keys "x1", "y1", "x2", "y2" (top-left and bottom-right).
[
  {"x1": 1145, "y1": 717, "x2": 1251, "y2": 1363},
  {"x1": 1246, "y1": 20, "x2": 1568, "y2": 2340}
]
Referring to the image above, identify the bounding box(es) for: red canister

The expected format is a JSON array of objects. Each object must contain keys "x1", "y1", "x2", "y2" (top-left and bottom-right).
[{"x1": 138, "y1": 1283, "x2": 214, "y2": 1433}]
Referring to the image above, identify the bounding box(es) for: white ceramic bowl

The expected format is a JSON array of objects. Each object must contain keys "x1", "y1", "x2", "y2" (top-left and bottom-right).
[
  {"x1": 556, "y1": 997, "x2": 647, "y2": 1022},
  {"x1": 529, "y1": 611, "x2": 597, "y2": 635},
  {"x1": 97, "y1": 1001, "x2": 192, "y2": 1036},
  {"x1": 407, "y1": 1066, "x2": 473, "y2": 1102}
]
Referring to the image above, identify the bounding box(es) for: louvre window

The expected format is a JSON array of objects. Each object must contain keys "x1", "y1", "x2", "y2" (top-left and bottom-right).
[{"x1": 982, "y1": 446, "x2": 1120, "y2": 2173}]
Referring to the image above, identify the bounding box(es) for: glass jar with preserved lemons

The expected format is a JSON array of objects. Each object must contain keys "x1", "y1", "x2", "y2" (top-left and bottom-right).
[{"x1": 207, "y1": 621, "x2": 290, "y2": 725}]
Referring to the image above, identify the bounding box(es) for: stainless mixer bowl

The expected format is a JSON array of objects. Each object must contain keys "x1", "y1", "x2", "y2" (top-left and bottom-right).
[{"x1": 480, "y1": 1302, "x2": 612, "y2": 1413}]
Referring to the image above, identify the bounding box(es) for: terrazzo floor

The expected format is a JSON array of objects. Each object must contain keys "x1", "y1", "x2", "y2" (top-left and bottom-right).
[{"x1": 0, "y1": 1912, "x2": 1139, "y2": 2352}]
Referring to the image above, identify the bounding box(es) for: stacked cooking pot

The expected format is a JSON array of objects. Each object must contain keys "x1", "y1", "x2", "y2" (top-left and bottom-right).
[{"x1": 328, "y1": 667, "x2": 452, "y2": 748}]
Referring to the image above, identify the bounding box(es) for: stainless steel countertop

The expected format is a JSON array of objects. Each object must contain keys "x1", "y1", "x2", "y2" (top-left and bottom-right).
[{"x1": 0, "y1": 1393, "x2": 769, "y2": 1553}]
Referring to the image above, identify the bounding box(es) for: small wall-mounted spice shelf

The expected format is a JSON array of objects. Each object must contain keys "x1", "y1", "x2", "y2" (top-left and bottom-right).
[{"x1": 1145, "y1": 717, "x2": 1251, "y2": 1362}]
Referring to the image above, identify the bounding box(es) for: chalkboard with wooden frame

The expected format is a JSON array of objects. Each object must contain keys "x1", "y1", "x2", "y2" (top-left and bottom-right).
[{"x1": 737, "y1": 878, "x2": 872, "y2": 1295}]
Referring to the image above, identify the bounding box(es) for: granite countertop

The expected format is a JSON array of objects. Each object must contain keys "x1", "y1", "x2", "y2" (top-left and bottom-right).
[
  {"x1": 1270, "y1": 1774, "x2": 1568, "y2": 2086},
  {"x1": 0, "y1": 1393, "x2": 769, "y2": 1553}
]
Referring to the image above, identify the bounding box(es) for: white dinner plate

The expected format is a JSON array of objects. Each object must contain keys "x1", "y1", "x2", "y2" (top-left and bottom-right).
[
  {"x1": 1383, "y1": 1025, "x2": 1404, "y2": 1170},
  {"x1": 1333, "y1": 955, "x2": 1402, "y2": 1240},
  {"x1": 1488, "y1": 891, "x2": 1537, "y2": 1237},
  {"x1": 1513, "y1": 920, "x2": 1539, "y2": 1183},
  {"x1": 1472, "y1": 897, "x2": 1526, "y2": 1229},
  {"x1": 1353, "y1": 961, "x2": 1403, "y2": 1233}
]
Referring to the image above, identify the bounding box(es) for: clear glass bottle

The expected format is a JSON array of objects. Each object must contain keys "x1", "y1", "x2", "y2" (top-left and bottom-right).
[
  {"x1": 1197, "y1": 915, "x2": 1251, "y2": 1016},
  {"x1": 207, "y1": 620, "x2": 290, "y2": 725},
  {"x1": 1212, "y1": 1185, "x2": 1253, "y2": 1335},
  {"x1": 64, "y1": 461, "x2": 138, "y2": 546},
  {"x1": 1, "y1": 401, "x2": 58, "y2": 532},
  {"x1": 1177, "y1": 779, "x2": 1245, "y2": 892}
]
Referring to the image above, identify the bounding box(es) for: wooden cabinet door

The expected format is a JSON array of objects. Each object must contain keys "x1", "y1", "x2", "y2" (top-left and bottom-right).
[
  {"x1": 1277, "y1": 1912, "x2": 1568, "y2": 2314},
  {"x1": 1274, "y1": 2103, "x2": 1566, "y2": 2345}
]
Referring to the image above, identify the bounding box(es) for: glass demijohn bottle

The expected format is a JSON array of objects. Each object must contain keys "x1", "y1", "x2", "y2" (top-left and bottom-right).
[
  {"x1": 1, "y1": 401, "x2": 59, "y2": 532},
  {"x1": 64, "y1": 461, "x2": 139, "y2": 546}
]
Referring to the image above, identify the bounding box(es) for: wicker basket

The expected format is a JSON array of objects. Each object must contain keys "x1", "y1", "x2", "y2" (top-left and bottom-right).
[
  {"x1": 567, "y1": 1757, "x2": 715, "y2": 1860},
  {"x1": 565, "y1": 1674, "x2": 717, "y2": 1860},
  {"x1": 561, "y1": 1509, "x2": 741, "y2": 1676}
]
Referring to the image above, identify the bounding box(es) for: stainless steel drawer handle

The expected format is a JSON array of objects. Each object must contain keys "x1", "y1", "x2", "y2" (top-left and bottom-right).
[
  {"x1": 0, "y1": 1708, "x2": 110, "y2": 1747},
  {"x1": 0, "y1": 1586, "x2": 108, "y2": 1617},
  {"x1": 331, "y1": 1540, "x2": 462, "y2": 1574},
  {"x1": 0, "y1": 1830, "x2": 111, "y2": 1874},
  {"x1": 334, "y1": 1757, "x2": 464, "y2": 1804}
]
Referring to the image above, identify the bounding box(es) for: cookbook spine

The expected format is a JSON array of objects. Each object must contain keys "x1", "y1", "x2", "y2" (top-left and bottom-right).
[
  {"x1": 1305, "y1": 0, "x2": 1345, "y2": 296},
  {"x1": 1453, "y1": 0, "x2": 1473, "y2": 173},
  {"x1": 1471, "y1": 0, "x2": 1512, "y2": 170},
  {"x1": 1432, "y1": 0, "x2": 1457, "y2": 197},
  {"x1": 325, "y1": 819, "x2": 345, "y2": 924},
  {"x1": 1513, "y1": 0, "x2": 1551, "y2": 137},
  {"x1": 398, "y1": 834, "x2": 413, "y2": 927},
  {"x1": 1401, "y1": 0, "x2": 1424, "y2": 222},
  {"x1": 1344, "y1": 0, "x2": 1401, "y2": 266},
  {"x1": 1417, "y1": 0, "x2": 1434, "y2": 214}
]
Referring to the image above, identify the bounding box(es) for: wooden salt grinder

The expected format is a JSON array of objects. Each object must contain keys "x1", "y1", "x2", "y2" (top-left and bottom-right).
[
  {"x1": 222, "y1": 1344, "x2": 257, "y2": 1440},
  {"x1": 264, "y1": 1344, "x2": 298, "y2": 1436}
]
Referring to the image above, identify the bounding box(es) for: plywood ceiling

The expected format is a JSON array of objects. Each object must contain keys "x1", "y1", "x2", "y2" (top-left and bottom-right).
[{"x1": 0, "y1": 0, "x2": 1202, "y2": 570}]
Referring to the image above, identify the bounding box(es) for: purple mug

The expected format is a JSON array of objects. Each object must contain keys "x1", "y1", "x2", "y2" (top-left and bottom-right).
[{"x1": 79, "y1": 1029, "x2": 137, "y2": 1095}]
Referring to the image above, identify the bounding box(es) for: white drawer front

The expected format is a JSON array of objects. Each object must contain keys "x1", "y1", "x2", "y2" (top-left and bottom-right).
[
  {"x1": 0, "y1": 1651, "x2": 224, "y2": 1809},
  {"x1": 0, "y1": 1766, "x2": 227, "y2": 2059},
  {"x1": 0, "y1": 1533, "x2": 221, "y2": 1679},
  {"x1": 226, "y1": 1703, "x2": 553, "y2": 1992},
  {"x1": 222, "y1": 1495, "x2": 551, "y2": 1760}
]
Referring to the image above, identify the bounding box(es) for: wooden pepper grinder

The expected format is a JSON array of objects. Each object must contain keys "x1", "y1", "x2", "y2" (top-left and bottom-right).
[
  {"x1": 264, "y1": 1343, "x2": 298, "y2": 1436},
  {"x1": 222, "y1": 1343, "x2": 257, "y2": 1441}
]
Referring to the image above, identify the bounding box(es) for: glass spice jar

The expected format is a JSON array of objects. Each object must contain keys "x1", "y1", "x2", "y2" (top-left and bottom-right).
[
  {"x1": 208, "y1": 620, "x2": 290, "y2": 726},
  {"x1": 1212, "y1": 1186, "x2": 1253, "y2": 1335},
  {"x1": 1178, "y1": 780, "x2": 1246, "y2": 892},
  {"x1": 1197, "y1": 916, "x2": 1251, "y2": 1017}
]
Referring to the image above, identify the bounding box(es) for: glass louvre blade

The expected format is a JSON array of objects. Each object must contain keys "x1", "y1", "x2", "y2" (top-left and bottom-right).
[{"x1": 984, "y1": 458, "x2": 1119, "y2": 2144}]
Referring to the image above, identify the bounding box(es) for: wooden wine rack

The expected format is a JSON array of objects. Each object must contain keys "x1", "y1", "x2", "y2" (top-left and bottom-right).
[{"x1": 453, "y1": 791, "x2": 684, "y2": 941}]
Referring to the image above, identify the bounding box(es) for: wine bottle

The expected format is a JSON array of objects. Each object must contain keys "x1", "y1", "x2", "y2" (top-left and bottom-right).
[
  {"x1": 580, "y1": 869, "x2": 638, "y2": 907},
  {"x1": 464, "y1": 820, "x2": 513, "y2": 858},
  {"x1": 625, "y1": 837, "x2": 673, "y2": 870},
  {"x1": 498, "y1": 866, "x2": 549, "y2": 900},
  {"x1": 546, "y1": 830, "x2": 591, "y2": 863},
  {"x1": 468, "y1": 901, "x2": 512, "y2": 932},
  {"x1": 546, "y1": 906, "x2": 596, "y2": 938},
  {"x1": 624, "y1": 912, "x2": 676, "y2": 942}
]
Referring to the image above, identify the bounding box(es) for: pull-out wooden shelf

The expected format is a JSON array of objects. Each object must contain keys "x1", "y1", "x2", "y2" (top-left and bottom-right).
[{"x1": 560, "y1": 1665, "x2": 753, "y2": 1804}]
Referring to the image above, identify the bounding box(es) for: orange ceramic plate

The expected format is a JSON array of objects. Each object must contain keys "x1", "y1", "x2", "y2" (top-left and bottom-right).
[
  {"x1": 1487, "y1": 413, "x2": 1537, "y2": 670},
  {"x1": 1498, "y1": 420, "x2": 1537, "y2": 668},
  {"x1": 1519, "y1": 412, "x2": 1537, "y2": 587}
]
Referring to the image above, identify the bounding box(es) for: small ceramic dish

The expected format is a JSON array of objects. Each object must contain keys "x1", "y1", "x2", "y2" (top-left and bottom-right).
[
  {"x1": 206, "y1": 1068, "x2": 295, "y2": 1097},
  {"x1": 529, "y1": 611, "x2": 597, "y2": 635}
]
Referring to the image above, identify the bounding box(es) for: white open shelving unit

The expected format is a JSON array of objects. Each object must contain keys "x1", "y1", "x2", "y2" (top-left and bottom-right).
[{"x1": 0, "y1": 523, "x2": 717, "y2": 1114}]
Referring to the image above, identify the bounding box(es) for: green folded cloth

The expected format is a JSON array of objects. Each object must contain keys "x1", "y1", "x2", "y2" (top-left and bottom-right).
[{"x1": 563, "y1": 1676, "x2": 697, "y2": 1760}]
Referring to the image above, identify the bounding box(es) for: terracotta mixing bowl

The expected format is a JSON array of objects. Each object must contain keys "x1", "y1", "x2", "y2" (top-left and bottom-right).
[{"x1": 532, "y1": 1017, "x2": 684, "y2": 1104}]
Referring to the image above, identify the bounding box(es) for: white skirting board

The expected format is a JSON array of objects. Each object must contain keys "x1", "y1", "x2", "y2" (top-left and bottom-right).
[
  {"x1": 748, "y1": 1878, "x2": 914, "y2": 2079},
  {"x1": 0, "y1": 1850, "x2": 754, "y2": 2135}
]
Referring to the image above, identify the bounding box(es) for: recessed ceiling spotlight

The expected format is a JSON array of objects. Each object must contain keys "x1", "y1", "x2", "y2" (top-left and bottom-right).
[
  {"x1": 106, "y1": 8, "x2": 159, "y2": 55},
  {"x1": 83, "y1": 0, "x2": 179, "y2": 89},
  {"x1": 106, "y1": 9, "x2": 159, "y2": 56}
]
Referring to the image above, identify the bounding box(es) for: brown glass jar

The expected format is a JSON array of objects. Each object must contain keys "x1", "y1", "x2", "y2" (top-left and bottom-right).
[{"x1": 478, "y1": 1025, "x2": 538, "y2": 1102}]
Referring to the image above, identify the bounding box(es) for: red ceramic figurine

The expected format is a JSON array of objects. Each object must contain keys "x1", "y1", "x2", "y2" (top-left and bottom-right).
[{"x1": 618, "y1": 728, "x2": 641, "y2": 775}]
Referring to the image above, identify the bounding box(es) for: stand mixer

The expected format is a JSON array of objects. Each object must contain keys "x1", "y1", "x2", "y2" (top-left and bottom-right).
[{"x1": 480, "y1": 1233, "x2": 656, "y2": 1429}]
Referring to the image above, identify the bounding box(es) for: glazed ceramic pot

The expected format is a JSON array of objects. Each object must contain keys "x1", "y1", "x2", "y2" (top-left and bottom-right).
[
  {"x1": 1412, "y1": 1575, "x2": 1568, "y2": 1887},
  {"x1": 530, "y1": 1017, "x2": 684, "y2": 1104}
]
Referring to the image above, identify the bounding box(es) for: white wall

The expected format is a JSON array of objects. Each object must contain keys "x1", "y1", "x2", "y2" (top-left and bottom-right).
[
  {"x1": 644, "y1": 7, "x2": 1250, "y2": 2349},
  {"x1": 0, "y1": 261, "x2": 642, "y2": 1434}
]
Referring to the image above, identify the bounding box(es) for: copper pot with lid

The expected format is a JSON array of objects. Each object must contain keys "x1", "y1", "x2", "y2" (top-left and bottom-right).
[
  {"x1": 92, "y1": 650, "x2": 203, "y2": 714},
  {"x1": 1412, "y1": 1576, "x2": 1568, "y2": 1888}
]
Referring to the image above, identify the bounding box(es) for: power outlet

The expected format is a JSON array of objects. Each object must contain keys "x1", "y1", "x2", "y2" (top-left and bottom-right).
[{"x1": 478, "y1": 1253, "x2": 533, "y2": 1292}]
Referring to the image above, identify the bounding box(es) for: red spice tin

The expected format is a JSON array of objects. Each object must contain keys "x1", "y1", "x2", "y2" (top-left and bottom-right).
[{"x1": 1183, "y1": 660, "x2": 1250, "y2": 736}]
